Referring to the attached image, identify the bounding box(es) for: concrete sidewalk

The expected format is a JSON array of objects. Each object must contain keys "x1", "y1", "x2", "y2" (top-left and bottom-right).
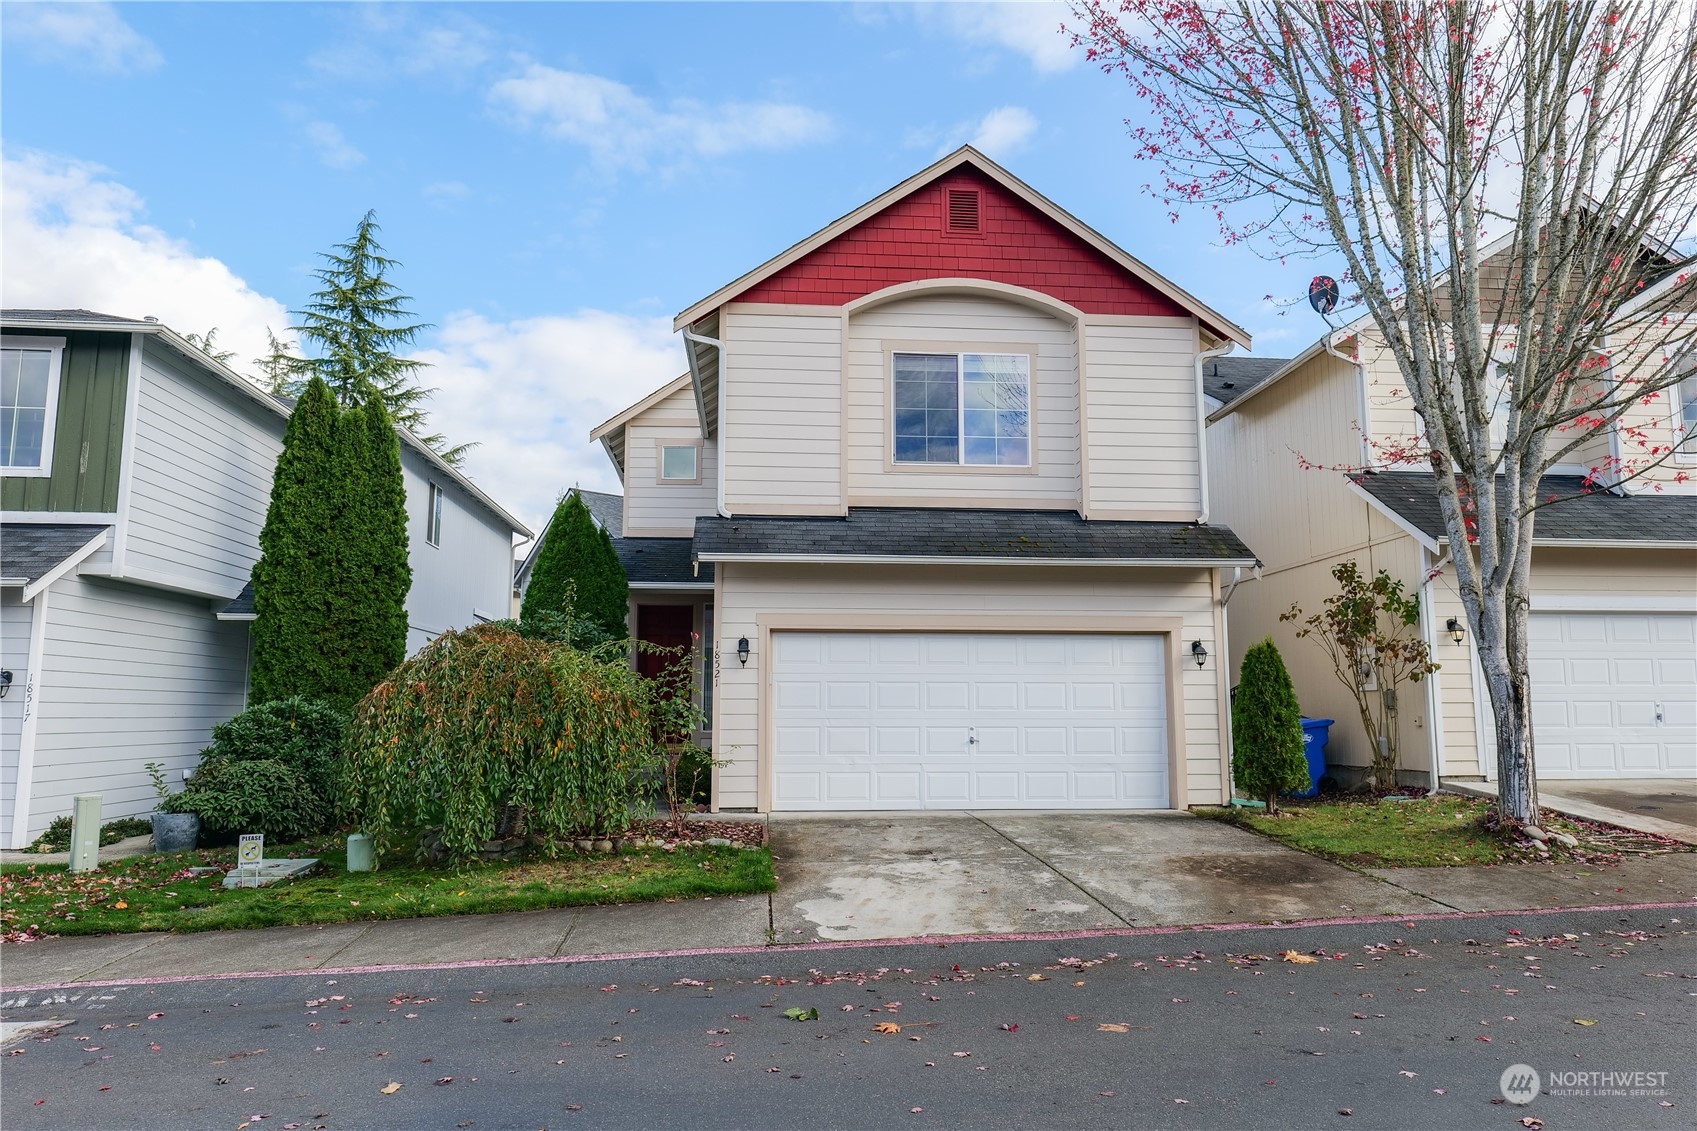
[
  {"x1": 2, "y1": 811, "x2": 1691, "y2": 990},
  {"x1": 1445, "y1": 777, "x2": 1697, "y2": 845}
]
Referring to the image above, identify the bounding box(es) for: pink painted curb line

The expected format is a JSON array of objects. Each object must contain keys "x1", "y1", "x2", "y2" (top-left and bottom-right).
[{"x1": 3, "y1": 899, "x2": 1690, "y2": 995}]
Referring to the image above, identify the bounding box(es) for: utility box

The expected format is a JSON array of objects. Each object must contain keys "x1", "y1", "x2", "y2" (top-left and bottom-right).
[{"x1": 68, "y1": 795, "x2": 102, "y2": 872}]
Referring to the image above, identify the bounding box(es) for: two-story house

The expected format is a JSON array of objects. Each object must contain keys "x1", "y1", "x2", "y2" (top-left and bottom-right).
[
  {"x1": 0, "y1": 309, "x2": 530, "y2": 847},
  {"x1": 1206, "y1": 262, "x2": 1697, "y2": 791},
  {"x1": 589, "y1": 147, "x2": 1260, "y2": 814}
]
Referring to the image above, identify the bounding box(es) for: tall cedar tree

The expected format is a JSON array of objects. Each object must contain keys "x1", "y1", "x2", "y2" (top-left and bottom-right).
[
  {"x1": 250, "y1": 378, "x2": 411, "y2": 709},
  {"x1": 287, "y1": 210, "x2": 470, "y2": 465},
  {"x1": 1231, "y1": 638, "x2": 1310, "y2": 814},
  {"x1": 521, "y1": 492, "x2": 629, "y2": 639}
]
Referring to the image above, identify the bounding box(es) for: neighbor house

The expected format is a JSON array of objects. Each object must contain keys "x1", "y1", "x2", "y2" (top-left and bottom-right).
[
  {"x1": 1205, "y1": 274, "x2": 1697, "y2": 790},
  {"x1": 0, "y1": 310, "x2": 530, "y2": 847},
  {"x1": 587, "y1": 146, "x2": 1261, "y2": 813}
]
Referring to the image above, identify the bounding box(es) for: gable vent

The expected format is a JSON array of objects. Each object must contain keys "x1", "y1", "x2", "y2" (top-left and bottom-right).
[{"x1": 946, "y1": 188, "x2": 980, "y2": 232}]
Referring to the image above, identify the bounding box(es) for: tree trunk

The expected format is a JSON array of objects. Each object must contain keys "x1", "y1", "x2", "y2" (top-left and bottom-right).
[{"x1": 1475, "y1": 596, "x2": 1539, "y2": 825}]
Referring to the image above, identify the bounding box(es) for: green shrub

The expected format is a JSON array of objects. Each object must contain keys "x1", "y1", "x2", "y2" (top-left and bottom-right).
[
  {"x1": 163, "y1": 758, "x2": 329, "y2": 843},
  {"x1": 25, "y1": 816, "x2": 157, "y2": 854},
  {"x1": 521, "y1": 491, "x2": 628, "y2": 640},
  {"x1": 1231, "y1": 637, "x2": 1310, "y2": 814},
  {"x1": 341, "y1": 622, "x2": 658, "y2": 866},
  {"x1": 201, "y1": 697, "x2": 347, "y2": 805}
]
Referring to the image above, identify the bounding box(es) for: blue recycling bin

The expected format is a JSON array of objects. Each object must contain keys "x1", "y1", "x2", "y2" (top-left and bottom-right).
[{"x1": 1289, "y1": 717, "x2": 1334, "y2": 798}]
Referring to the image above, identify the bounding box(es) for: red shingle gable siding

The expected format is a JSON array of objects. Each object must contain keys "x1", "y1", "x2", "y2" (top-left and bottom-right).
[{"x1": 734, "y1": 169, "x2": 1188, "y2": 317}]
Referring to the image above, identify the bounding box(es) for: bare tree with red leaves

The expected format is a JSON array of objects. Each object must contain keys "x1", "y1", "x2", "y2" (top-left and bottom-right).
[{"x1": 1073, "y1": 0, "x2": 1697, "y2": 822}]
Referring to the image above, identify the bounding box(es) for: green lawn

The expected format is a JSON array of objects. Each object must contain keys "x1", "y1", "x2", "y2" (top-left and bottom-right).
[
  {"x1": 1, "y1": 834, "x2": 776, "y2": 939},
  {"x1": 1200, "y1": 793, "x2": 1663, "y2": 868}
]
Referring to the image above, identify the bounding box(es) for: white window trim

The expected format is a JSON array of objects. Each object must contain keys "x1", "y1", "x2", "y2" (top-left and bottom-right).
[
  {"x1": 1, "y1": 335, "x2": 66, "y2": 478},
  {"x1": 426, "y1": 481, "x2": 444, "y2": 547},
  {"x1": 657, "y1": 440, "x2": 703, "y2": 485},
  {"x1": 1672, "y1": 363, "x2": 1697, "y2": 466},
  {"x1": 889, "y1": 349, "x2": 1035, "y2": 470}
]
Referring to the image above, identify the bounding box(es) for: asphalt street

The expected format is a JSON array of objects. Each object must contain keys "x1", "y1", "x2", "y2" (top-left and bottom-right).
[{"x1": 1, "y1": 906, "x2": 1690, "y2": 1130}]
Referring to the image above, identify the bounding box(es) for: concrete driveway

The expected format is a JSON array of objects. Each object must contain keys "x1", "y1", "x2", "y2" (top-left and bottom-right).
[{"x1": 768, "y1": 811, "x2": 1439, "y2": 942}]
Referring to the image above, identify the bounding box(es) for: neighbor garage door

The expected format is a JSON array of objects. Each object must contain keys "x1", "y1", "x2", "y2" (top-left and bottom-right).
[
  {"x1": 1529, "y1": 612, "x2": 1697, "y2": 778},
  {"x1": 770, "y1": 632, "x2": 1169, "y2": 810}
]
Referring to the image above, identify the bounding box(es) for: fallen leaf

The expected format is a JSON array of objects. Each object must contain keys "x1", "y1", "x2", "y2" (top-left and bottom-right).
[
  {"x1": 952, "y1": 1051, "x2": 972, "y2": 1058},
  {"x1": 1174, "y1": 1098, "x2": 1190, "y2": 1104},
  {"x1": 114, "y1": 901, "x2": 128, "y2": 910},
  {"x1": 435, "y1": 1077, "x2": 454, "y2": 1086},
  {"x1": 379, "y1": 1082, "x2": 401, "y2": 1095},
  {"x1": 1098, "y1": 1023, "x2": 1130, "y2": 1033},
  {"x1": 148, "y1": 1012, "x2": 165, "y2": 1020},
  {"x1": 1519, "y1": 1119, "x2": 1544, "y2": 1130},
  {"x1": 1339, "y1": 1109, "x2": 1354, "y2": 1116},
  {"x1": 1398, "y1": 1070, "x2": 1417, "y2": 1078},
  {"x1": 1000, "y1": 1023, "x2": 1019, "y2": 1032},
  {"x1": 910, "y1": 1108, "x2": 924, "y2": 1114},
  {"x1": 782, "y1": 1007, "x2": 819, "y2": 1022},
  {"x1": 873, "y1": 1022, "x2": 901, "y2": 1034},
  {"x1": 1282, "y1": 951, "x2": 1318, "y2": 965},
  {"x1": 1026, "y1": 974, "x2": 1048, "y2": 982},
  {"x1": 1573, "y1": 1018, "x2": 1598, "y2": 1026}
]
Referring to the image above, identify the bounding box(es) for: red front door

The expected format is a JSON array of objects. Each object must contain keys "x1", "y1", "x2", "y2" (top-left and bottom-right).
[{"x1": 636, "y1": 605, "x2": 695, "y2": 681}]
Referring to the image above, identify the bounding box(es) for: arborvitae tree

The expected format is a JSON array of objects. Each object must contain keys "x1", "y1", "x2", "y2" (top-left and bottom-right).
[
  {"x1": 287, "y1": 210, "x2": 471, "y2": 465},
  {"x1": 250, "y1": 378, "x2": 412, "y2": 710},
  {"x1": 251, "y1": 378, "x2": 342, "y2": 705},
  {"x1": 521, "y1": 492, "x2": 629, "y2": 640},
  {"x1": 338, "y1": 397, "x2": 411, "y2": 696},
  {"x1": 1231, "y1": 637, "x2": 1310, "y2": 815}
]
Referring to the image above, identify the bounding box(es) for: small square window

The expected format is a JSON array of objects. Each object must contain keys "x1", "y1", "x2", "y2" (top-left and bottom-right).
[
  {"x1": 426, "y1": 482, "x2": 444, "y2": 546},
  {"x1": 661, "y1": 444, "x2": 699, "y2": 481}
]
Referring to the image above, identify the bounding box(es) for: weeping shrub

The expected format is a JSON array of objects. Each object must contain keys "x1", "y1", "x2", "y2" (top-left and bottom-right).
[{"x1": 340, "y1": 623, "x2": 656, "y2": 866}]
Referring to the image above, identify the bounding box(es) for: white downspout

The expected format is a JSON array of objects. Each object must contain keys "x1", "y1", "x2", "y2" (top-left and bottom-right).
[
  {"x1": 9, "y1": 589, "x2": 51, "y2": 849},
  {"x1": 683, "y1": 328, "x2": 730, "y2": 519},
  {"x1": 1195, "y1": 341, "x2": 1234, "y2": 524}
]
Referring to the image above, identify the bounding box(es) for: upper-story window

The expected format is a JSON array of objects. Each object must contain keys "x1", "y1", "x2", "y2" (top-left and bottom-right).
[
  {"x1": 1, "y1": 337, "x2": 65, "y2": 477},
  {"x1": 892, "y1": 352, "x2": 1030, "y2": 467},
  {"x1": 426, "y1": 482, "x2": 444, "y2": 546},
  {"x1": 660, "y1": 443, "x2": 700, "y2": 483},
  {"x1": 1675, "y1": 359, "x2": 1697, "y2": 463}
]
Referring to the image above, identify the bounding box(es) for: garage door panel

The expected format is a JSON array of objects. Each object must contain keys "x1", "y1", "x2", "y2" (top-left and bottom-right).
[
  {"x1": 772, "y1": 631, "x2": 1170, "y2": 810},
  {"x1": 1529, "y1": 612, "x2": 1695, "y2": 779}
]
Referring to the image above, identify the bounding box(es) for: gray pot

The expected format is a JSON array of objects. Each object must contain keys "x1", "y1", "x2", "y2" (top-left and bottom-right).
[{"x1": 151, "y1": 811, "x2": 200, "y2": 852}]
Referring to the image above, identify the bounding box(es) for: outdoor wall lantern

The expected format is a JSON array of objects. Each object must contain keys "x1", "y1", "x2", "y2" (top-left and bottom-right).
[
  {"x1": 1446, "y1": 617, "x2": 1467, "y2": 645},
  {"x1": 1190, "y1": 640, "x2": 1208, "y2": 667},
  {"x1": 737, "y1": 636, "x2": 750, "y2": 666}
]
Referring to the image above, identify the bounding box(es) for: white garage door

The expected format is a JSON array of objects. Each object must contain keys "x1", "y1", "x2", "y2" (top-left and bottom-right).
[
  {"x1": 1530, "y1": 612, "x2": 1697, "y2": 778},
  {"x1": 770, "y1": 632, "x2": 1169, "y2": 810}
]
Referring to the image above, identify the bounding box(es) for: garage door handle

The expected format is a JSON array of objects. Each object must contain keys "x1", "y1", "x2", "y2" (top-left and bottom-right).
[
  {"x1": 967, "y1": 727, "x2": 978, "y2": 746},
  {"x1": 1656, "y1": 703, "x2": 1664, "y2": 726}
]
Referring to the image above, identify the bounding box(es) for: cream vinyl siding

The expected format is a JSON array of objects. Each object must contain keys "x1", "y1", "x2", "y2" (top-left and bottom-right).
[
  {"x1": 1084, "y1": 319, "x2": 1202, "y2": 517},
  {"x1": 845, "y1": 295, "x2": 1079, "y2": 506},
  {"x1": 712, "y1": 562, "x2": 1225, "y2": 811},
  {"x1": 125, "y1": 341, "x2": 281, "y2": 598},
  {"x1": 1602, "y1": 334, "x2": 1697, "y2": 495},
  {"x1": 720, "y1": 309, "x2": 843, "y2": 513},
  {"x1": 618, "y1": 383, "x2": 716, "y2": 533},
  {"x1": 1208, "y1": 347, "x2": 1437, "y2": 777},
  {"x1": 23, "y1": 573, "x2": 249, "y2": 840}
]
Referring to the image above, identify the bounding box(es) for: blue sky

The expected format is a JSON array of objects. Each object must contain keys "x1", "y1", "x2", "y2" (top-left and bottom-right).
[{"x1": 2, "y1": 2, "x2": 1321, "y2": 530}]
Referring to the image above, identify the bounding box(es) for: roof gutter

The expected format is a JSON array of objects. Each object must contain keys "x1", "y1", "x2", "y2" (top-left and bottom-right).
[
  {"x1": 694, "y1": 552, "x2": 1260, "y2": 568},
  {"x1": 682, "y1": 328, "x2": 729, "y2": 519},
  {"x1": 1194, "y1": 340, "x2": 1234, "y2": 523}
]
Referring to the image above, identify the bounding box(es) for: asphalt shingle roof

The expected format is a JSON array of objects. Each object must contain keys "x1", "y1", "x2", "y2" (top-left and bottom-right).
[
  {"x1": 1353, "y1": 472, "x2": 1697, "y2": 544},
  {"x1": 615, "y1": 536, "x2": 713, "y2": 585},
  {"x1": 2, "y1": 308, "x2": 138, "y2": 324},
  {"x1": 693, "y1": 508, "x2": 1257, "y2": 564},
  {"x1": 222, "y1": 579, "x2": 256, "y2": 619},
  {"x1": 576, "y1": 489, "x2": 624, "y2": 538},
  {"x1": 0, "y1": 523, "x2": 110, "y2": 584},
  {"x1": 1203, "y1": 356, "x2": 1292, "y2": 407}
]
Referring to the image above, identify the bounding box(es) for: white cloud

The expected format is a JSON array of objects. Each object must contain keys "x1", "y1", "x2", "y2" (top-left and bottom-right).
[
  {"x1": 422, "y1": 180, "x2": 472, "y2": 206},
  {"x1": 307, "y1": 9, "x2": 496, "y2": 82},
  {"x1": 959, "y1": 106, "x2": 1039, "y2": 157},
  {"x1": 303, "y1": 121, "x2": 365, "y2": 170},
  {"x1": 0, "y1": 149, "x2": 290, "y2": 371},
  {"x1": 489, "y1": 62, "x2": 832, "y2": 167},
  {"x1": 416, "y1": 311, "x2": 683, "y2": 530},
  {"x1": 0, "y1": 148, "x2": 681, "y2": 532},
  {"x1": 918, "y1": 2, "x2": 1078, "y2": 74},
  {"x1": 4, "y1": 2, "x2": 163, "y2": 74}
]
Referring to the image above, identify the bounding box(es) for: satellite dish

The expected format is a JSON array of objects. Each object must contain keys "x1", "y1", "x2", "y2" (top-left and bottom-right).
[{"x1": 1309, "y1": 276, "x2": 1339, "y2": 315}]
